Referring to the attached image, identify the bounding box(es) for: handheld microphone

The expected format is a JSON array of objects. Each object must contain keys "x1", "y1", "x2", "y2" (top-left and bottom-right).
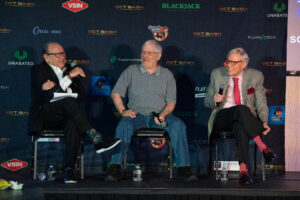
[
  {"x1": 152, "y1": 112, "x2": 167, "y2": 127},
  {"x1": 216, "y1": 85, "x2": 224, "y2": 107}
]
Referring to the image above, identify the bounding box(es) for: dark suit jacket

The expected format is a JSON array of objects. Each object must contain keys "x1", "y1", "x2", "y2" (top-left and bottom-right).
[{"x1": 28, "y1": 61, "x2": 86, "y2": 135}]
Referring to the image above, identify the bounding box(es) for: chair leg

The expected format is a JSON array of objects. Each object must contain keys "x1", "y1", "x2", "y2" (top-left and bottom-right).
[
  {"x1": 262, "y1": 154, "x2": 266, "y2": 181},
  {"x1": 80, "y1": 141, "x2": 84, "y2": 180},
  {"x1": 215, "y1": 142, "x2": 219, "y2": 181},
  {"x1": 33, "y1": 138, "x2": 38, "y2": 180},
  {"x1": 168, "y1": 138, "x2": 173, "y2": 179}
]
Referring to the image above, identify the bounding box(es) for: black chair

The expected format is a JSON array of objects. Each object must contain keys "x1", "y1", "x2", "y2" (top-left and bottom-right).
[
  {"x1": 32, "y1": 130, "x2": 84, "y2": 180},
  {"x1": 209, "y1": 131, "x2": 265, "y2": 181},
  {"x1": 123, "y1": 128, "x2": 174, "y2": 179}
]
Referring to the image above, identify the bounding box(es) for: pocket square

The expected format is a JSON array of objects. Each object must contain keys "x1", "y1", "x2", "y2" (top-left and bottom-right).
[{"x1": 247, "y1": 87, "x2": 254, "y2": 95}]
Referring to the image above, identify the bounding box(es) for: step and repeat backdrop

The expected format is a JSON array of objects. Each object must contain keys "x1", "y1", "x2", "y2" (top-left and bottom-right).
[{"x1": 0, "y1": 0, "x2": 287, "y2": 175}]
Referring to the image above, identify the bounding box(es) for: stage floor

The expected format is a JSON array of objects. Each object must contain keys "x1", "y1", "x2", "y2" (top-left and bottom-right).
[{"x1": 1, "y1": 172, "x2": 300, "y2": 200}]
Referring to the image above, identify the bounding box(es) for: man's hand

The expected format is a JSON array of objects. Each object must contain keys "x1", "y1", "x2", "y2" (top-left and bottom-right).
[
  {"x1": 154, "y1": 114, "x2": 165, "y2": 126},
  {"x1": 214, "y1": 93, "x2": 224, "y2": 103},
  {"x1": 121, "y1": 109, "x2": 137, "y2": 118},
  {"x1": 69, "y1": 67, "x2": 86, "y2": 79},
  {"x1": 42, "y1": 80, "x2": 56, "y2": 90},
  {"x1": 262, "y1": 122, "x2": 271, "y2": 135}
]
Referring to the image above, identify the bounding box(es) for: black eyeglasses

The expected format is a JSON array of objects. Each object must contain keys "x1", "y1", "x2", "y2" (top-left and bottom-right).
[
  {"x1": 46, "y1": 51, "x2": 66, "y2": 58},
  {"x1": 224, "y1": 59, "x2": 243, "y2": 65}
]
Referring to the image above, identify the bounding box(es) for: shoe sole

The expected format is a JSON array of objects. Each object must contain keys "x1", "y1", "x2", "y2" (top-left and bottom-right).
[{"x1": 96, "y1": 139, "x2": 121, "y2": 154}]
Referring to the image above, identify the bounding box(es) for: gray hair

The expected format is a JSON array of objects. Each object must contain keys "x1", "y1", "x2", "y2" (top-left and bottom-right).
[
  {"x1": 42, "y1": 41, "x2": 61, "y2": 54},
  {"x1": 227, "y1": 47, "x2": 249, "y2": 64},
  {"x1": 142, "y1": 40, "x2": 162, "y2": 53}
]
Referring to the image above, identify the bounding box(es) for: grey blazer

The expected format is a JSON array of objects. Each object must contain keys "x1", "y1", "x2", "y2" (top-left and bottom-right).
[{"x1": 204, "y1": 66, "x2": 269, "y2": 138}]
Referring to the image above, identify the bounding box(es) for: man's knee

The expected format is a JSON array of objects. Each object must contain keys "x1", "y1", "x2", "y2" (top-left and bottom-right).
[{"x1": 236, "y1": 105, "x2": 251, "y2": 114}]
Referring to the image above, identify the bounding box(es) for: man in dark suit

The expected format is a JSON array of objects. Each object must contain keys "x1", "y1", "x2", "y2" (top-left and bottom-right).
[
  {"x1": 28, "y1": 42, "x2": 120, "y2": 183},
  {"x1": 204, "y1": 48, "x2": 276, "y2": 184}
]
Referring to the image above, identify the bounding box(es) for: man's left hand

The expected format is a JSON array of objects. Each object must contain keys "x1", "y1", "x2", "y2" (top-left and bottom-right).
[
  {"x1": 154, "y1": 114, "x2": 165, "y2": 126},
  {"x1": 262, "y1": 122, "x2": 271, "y2": 135}
]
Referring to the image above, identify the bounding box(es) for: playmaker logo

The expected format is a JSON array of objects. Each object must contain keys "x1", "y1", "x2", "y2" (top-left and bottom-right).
[{"x1": 62, "y1": 0, "x2": 88, "y2": 13}]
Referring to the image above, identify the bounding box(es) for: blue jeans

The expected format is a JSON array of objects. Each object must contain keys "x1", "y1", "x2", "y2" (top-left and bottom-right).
[{"x1": 110, "y1": 113, "x2": 191, "y2": 167}]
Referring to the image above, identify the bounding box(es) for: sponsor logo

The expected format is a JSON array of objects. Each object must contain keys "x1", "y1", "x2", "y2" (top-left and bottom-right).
[
  {"x1": 62, "y1": 0, "x2": 88, "y2": 13},
  {"x1": 219, "y1": 7, "x2": 248, "y2": 12},
  {"x1": 289, "y1": 35, "x2": 300, "y2": 43},
  {"x1": 247, "y1": 34, "x2": 276, "y2": 40},
  {"x1": 0, "y1": 85, "x2": 10, "y2": 90},
  {"x1": 269, "y1": 105, "x2": 285, "y2": 125},
  {"x1": 265, "y1": 88, "x2": 272, "y2": 94},
  {"x1": 88, "y1": 30, "x2": 117, "y2": 36},
  {"x1": 33, "y1": 26, "x2": 61, "y2": 35},
  {"x1": 162, "y1": 3, "x2": 200, "y2": 10},
  {"x1": 150, "y1": 138, "x2": 166, "y2": 149},
  {"x1": 6, "y1": 111, "x2": 29, "y2": 116},
  {"x1": 4, "y1": 1, "x2": 35, "y2": 7},
  {"x1": 0, "y1": 137, "x2": 10, "y2": 142},
  {"x1": 1, "y1": 159, "x2": 28, "y2": 171},
  {"x1": 261, "y1": 61, "x2": 286, "y2": 67},
  {"x1": 148, "y1": 25, "x2": 168, "y2": 41},
  {"x1": 267, "y1": 2, "x2": 287, "y2": 18},
  {"x1": 165, "y1": 60, "x2": 195, "y2": 66},
  {"x1": 110, "y1": 56, "x2": 141, "y2": 63},
  {"x1": 8, "y1": 50, "x2": 34, "y2": 66},
  {"x1": 66, "y1": 59, "x2": 90, "y2": 66},
  {"x1": 0, "y1": 28, "x2": 11, "y2": 34},
  {"x1": 115, "y1": 5, "x2": 144, "y2": 10},
  {"x1": 193, "y1": 32, "x2": 222, "y2": 37},
  {"x1": 195, "y1": 86, "x2": 207, "y2": 98}
]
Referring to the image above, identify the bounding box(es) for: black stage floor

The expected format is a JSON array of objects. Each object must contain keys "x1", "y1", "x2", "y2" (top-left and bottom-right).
[{"x1": 2, "y1": 172, "x2": 300, "y2": 200}]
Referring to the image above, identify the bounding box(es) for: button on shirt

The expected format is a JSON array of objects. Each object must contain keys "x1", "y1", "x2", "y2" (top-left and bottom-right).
[
  {"x1": 112, "y1": 64, "x2": 176, "y2": 115},
  {"x1": 223, "y1": 72, "x2": 244, "y2": 108},
  {"x1": 49, "y1": 64, "x2": 72, "y2": 93}
]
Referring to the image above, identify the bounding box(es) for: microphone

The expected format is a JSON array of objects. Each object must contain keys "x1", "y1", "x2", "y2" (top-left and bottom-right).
[
  {"x1": 152, "y1": 112, "x2": 167, "y2": 127},
  {"x1": 216, "y1": 85, "x2": 224, "y2": 107}
]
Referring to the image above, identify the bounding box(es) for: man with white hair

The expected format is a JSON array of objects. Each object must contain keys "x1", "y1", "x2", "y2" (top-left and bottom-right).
[
  {"x1": 106, "y1": 40, "x2": 198, "y2": 182},
  {"x1": 204, "y1": 48, "x2": 276, "y2": 184}
]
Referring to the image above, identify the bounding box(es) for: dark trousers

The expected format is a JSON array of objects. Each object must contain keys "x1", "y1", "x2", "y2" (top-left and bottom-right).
[
  {"x1": 40, "y1": 97, "x2": 92, "y2": 168},
  {"x1": 212, "y1": 105, "x2": 264, "y2": 164}
]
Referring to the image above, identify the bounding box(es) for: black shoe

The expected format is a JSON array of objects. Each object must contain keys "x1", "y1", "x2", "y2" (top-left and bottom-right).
[
  {"x1": 105, "y1": 164, "x2": 122, "y2": 182},
  {"x1": 95, "y1": 137, "x2": 121, "y2": 154},
  {"x1": 177, "y1": 167, "x2": 198, "y2": 182},
  {"x1": 239, "y1": 173, "x2": 254, "y2": 185},
  {"x1": 263, "y1": 149, "x2": 277, "y2": 163},
  {"x1": 64, "y1": 168, "x2": 78, "y2": 184}
]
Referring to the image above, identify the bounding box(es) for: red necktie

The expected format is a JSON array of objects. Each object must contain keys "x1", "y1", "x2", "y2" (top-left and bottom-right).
[{"x1": 233, "y1": 77, "x2": 241, "y2": 105}]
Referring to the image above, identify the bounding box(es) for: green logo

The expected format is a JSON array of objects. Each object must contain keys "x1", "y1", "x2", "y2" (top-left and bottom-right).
[
  {"x1": 110, "y1": 56, "x2": 117, "y2": 63},
  {"x1": 14, "y1": 50, "x2": 28, "y2": 61},
  {"x1": 273, "y1": 2, "x2": 286, "y2": 13}
]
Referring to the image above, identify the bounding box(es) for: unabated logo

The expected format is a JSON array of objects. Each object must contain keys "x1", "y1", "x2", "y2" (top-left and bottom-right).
[
  {"x1": 14, "y1": 50, "x2": 28, "y2": 61},
  {"x1": 62, "y1": 0, "x2": 88, "y2": 13},
  {"x1": 273, "y1": 2, "x2": 286, "y2": 13},
  {"x1": 1, "y1": 159, "x2": 28, "y2": 171}
]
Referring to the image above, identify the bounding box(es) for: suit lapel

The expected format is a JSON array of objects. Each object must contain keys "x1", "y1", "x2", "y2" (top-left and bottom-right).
[
  {"x1": 42, "y1": 62, "x2": 60, "y2": 84},
  {"x1": 242, "y1": 68, "x2": 249, "y2": 101}
]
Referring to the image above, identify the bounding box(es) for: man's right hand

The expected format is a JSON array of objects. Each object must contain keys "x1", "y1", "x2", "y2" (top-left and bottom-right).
[
  {"x1": 69, "y1": 67, "x2": 86, "y2": 79},
  {"x1": 121, "y1": 109, "x2": 137, "y2": 118},
  {"x1": 214, "y1": 93, "x2": 224, "y2": 103},
  {"x1": 42, "y1": 80, "x2": 56, "y2": 90}
]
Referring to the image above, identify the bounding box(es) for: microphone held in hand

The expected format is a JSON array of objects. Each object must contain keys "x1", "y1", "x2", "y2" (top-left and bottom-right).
[
  {"x1": 152, "y1": 112, "x2": 167, "y2": 127},
  {"x1": 216, "y1": 86, "x2": 224, "y2": 107}
]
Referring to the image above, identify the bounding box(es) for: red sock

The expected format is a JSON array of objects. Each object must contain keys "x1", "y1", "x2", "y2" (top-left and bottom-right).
[
  {"x1": 253, "y1": 135, "x2": 267, "y2": 153},
  {"x1": 239, "y1": 162, "x2": 248, "y2": 178}
]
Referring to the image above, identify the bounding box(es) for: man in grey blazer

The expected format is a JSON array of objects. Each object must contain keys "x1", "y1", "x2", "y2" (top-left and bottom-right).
[{"x1": 204, "y1": 48, "x2": 276, "y2": 184}]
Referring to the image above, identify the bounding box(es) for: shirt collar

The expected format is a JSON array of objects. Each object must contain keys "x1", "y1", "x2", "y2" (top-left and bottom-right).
[
  {"x1": 139, "y1": 64, "x2": 161, "y2": 76},
  {"x1": 48, "y1": 63, "x2": 66, "y2": 73}
]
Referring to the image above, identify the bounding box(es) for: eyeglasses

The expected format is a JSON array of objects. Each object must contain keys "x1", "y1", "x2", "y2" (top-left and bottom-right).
[
  {"x1": 141, "y1": 51, "x2": 159, "y2": 56},
  {"x1": 46, "y1": 51, "x2": 66, "y2": 58},
  {"x1": 224, "y1": 59, "x2": 243, "y2": 66}
]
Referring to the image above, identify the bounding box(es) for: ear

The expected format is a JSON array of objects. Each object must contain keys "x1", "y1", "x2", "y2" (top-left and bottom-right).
[
  {"x1": 241, "y1": 61, "x2": 247, "y2": 69},
  {"x1": 43, "y1": 54, "x2": 48, "y2": 62},
  {"x1": 156, "y1": 52, "x2": 162, "y2": 61}
]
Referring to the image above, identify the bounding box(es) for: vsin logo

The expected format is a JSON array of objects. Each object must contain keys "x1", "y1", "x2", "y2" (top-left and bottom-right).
[
  {"x1": 62, "y1": 0, "x2": 88, "y2": 13},
  {"x1": 1, "y1": 159, "x2": 28, "y2": 171}
]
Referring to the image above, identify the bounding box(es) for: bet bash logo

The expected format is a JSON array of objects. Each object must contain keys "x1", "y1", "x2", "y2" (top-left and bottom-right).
[{"x1": 62, "y1": 0, "x2": 88, "y2": 13}]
